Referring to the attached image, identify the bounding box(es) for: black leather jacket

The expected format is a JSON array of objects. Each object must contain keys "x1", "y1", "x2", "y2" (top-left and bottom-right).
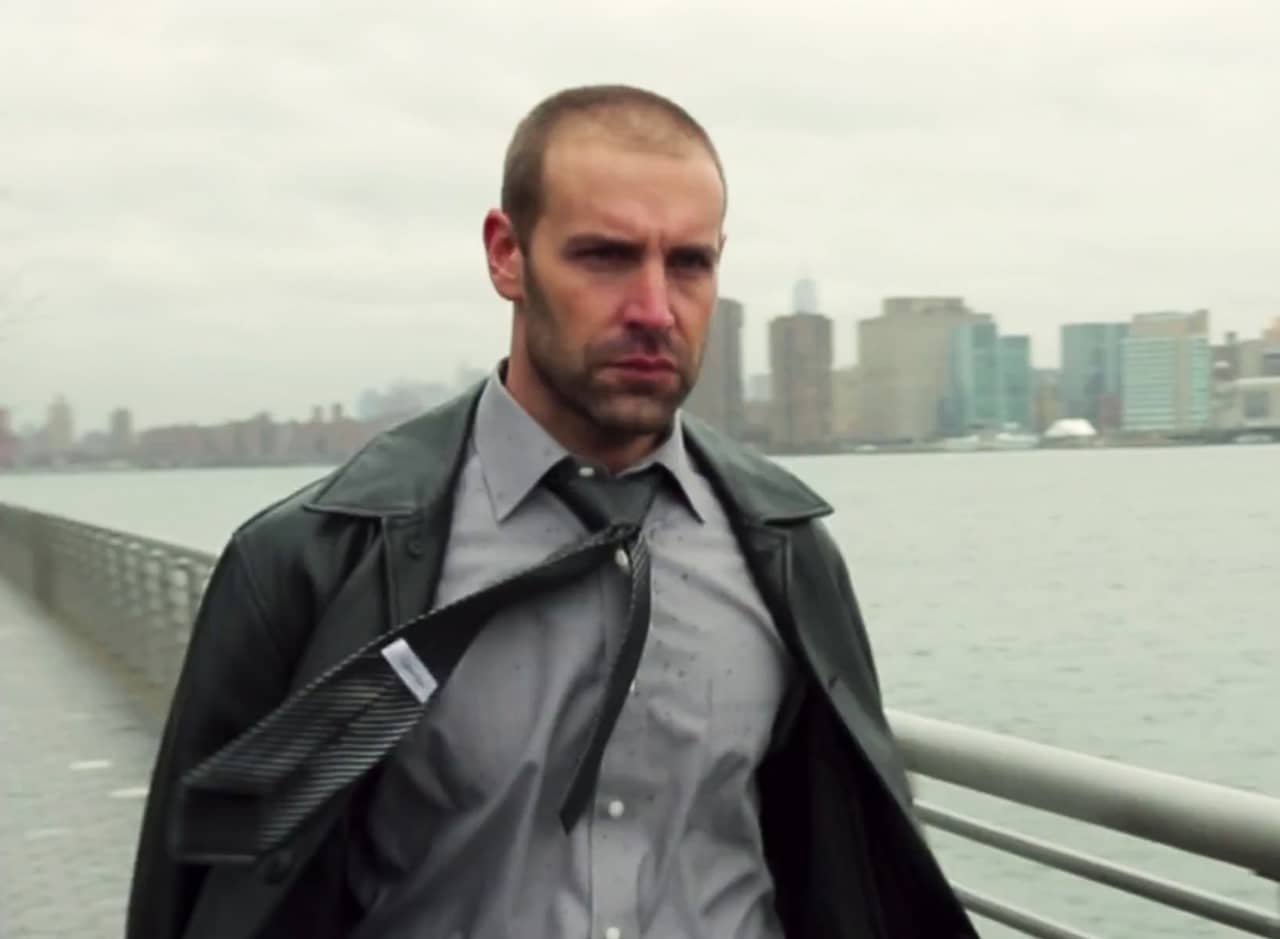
[{"x1": 125, "y1": 382, "x2": 977, "y2": 939}]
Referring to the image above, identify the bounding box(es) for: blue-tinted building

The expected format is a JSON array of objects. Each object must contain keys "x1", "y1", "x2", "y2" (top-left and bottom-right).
[
  {"x1": 940, "y1": 321, "x2": 1034, "y2": 435},
  {"x1": 1061, "y1": 323, "x2": 1128, "y2": 430},
  {"x1": 999, "y1": 335, "x2": 1034, "y2": 431},
  {"x1": 1122, "y1": 310, "x2": 1211, "y2": 432}
]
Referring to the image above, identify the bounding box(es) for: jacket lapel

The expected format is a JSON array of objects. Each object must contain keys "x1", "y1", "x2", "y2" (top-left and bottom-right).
[
  {"x1": 784, "y1": 524, "x2": 914, "y2": 817},
  {"x1": 681, "y1": 415, "x2": 915, "y2": 821},
  {"x1": 300, "y1": 382, "x2": 485, "y2": 666},
  {"x1": 734, "y1": 519, "x2": 809, "y2": 752}
]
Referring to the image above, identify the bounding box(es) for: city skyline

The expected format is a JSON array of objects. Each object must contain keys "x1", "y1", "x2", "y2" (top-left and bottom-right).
[
  {"x1": 7, "y1": 302, "x2": 1277, "y2": 462},
  {"x1": 4, "y1": 290, "x2": 1274, "y2": 431},
  {"x1": 4, "y1": 3, "x2": 1278, "y2": 429}
]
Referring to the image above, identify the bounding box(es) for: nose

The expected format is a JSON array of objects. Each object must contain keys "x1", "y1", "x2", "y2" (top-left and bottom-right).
[{"x1": 621, "y1": 257, "x2": 675, "y2": 330}]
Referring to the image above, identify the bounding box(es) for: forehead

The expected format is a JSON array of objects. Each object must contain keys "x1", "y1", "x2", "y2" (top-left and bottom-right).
[{"x1": 538, "y1": 120, "x2": 724, "y2": 241}]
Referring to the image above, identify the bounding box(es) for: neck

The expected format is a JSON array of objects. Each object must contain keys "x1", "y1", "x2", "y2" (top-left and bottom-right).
[{"x1": 501, "y1": 356, "x2": 664, "y2": 474}]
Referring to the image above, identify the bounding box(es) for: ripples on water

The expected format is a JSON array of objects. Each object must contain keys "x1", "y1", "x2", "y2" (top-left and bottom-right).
[{"x1": 3, "y1": 445, "x2": 1278, "y2": 936}]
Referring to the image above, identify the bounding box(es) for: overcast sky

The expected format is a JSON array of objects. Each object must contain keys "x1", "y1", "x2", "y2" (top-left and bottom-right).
[{"x1": 3, "y1": 0, "x2": 1278, "y2": 431}]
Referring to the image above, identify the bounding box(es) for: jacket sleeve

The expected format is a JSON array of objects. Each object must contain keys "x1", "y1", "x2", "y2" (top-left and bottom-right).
[{"x1": 124, "y1": 533, "x2": 295, "y2": 939}]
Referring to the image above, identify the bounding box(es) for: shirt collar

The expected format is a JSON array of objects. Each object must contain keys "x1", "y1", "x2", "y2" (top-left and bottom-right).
[{"x1": 471, "y1": 365, "x2": 710, "y2": 524}]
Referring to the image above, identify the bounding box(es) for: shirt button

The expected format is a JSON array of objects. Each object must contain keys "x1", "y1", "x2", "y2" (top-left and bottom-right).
[
  {"x1": 578, "y1": 465, "x2": 596, "y2": 478},
  {"x1": 607, "y1": 799, "x2": 625, "y2": 819},
  {"x1": 614, "y1": 548, "x2": 630, "y2": 572},
  {"x1": 604, "y1": 928, "x2": 622, "y2": 939},
  {"x1": 629, "y1": 679, "x2": 637, "y2": 696}
]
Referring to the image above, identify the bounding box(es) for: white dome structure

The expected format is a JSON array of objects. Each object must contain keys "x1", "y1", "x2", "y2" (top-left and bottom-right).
[{"x1": 1043, "y1": 418, "x2": 1098, "y2": 440}]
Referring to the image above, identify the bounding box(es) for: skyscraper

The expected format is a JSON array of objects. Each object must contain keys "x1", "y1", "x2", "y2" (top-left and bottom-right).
[
  {"x1": 769, "y1": 310, "x2": 833, "y2": 451},
  {"x1": 940, "y1": 321, "x2": 1002, "y2": 435},
  {"x1": 857, "y1": 297, "x2": 988, "y2": 442},
  {"x1": 999, "y1": 335, "x2": 1034, "y2": 431},
  {"x1": 683, "y1": 297, "x2": 745, "y2": 438},
  {"x1": 939, "y1": 325, "x2": 1033, "y2": 435},
  {"x1": 1122, "y1": 310, "x2": 1211, "y2": 432},
  {"x1": 831, "y1": 365, "x2": 866, "y2": 442},
  {"x1": 792, "y1": 278, "x2": 820, "y2": 315},
  {"x1": 108, "y1": 408, "x2": 135, "y2": 458},
  {"x1": 46, "y1": 395, "x2": 74, "y2": 455},
  {"x1": 1060, "y1": 323, "x2": 1128, "y2": 431}
]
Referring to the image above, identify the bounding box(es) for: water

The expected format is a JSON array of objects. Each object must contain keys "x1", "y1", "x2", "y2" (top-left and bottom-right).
[{"x1": 3, "y1": 446, "x2": 1278, "y2": 936}]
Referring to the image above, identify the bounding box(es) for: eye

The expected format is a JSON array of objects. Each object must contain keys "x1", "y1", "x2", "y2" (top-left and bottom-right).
[
  {"x1": 578, "y1": 243, "x2": 634, "y2": 264},
  {"x1": 669, "y1": 250, "x2": 713, "y2": 273}
]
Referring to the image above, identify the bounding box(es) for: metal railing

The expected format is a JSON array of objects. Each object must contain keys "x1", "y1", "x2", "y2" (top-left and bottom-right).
[
  {"x1": 891, "y1": 711, "x2": 1280, "y2": 937},
  {"x1": 1, "y1": 501, "x2": 1278, "y2": 938},
  {"x1": 0, "y1": 503, "x2": 213, "y2": 705}
]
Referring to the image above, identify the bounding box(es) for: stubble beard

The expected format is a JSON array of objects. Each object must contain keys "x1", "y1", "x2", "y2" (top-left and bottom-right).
[{"x1": 521, "y1": 261, "x2": 698, "y2": 442}]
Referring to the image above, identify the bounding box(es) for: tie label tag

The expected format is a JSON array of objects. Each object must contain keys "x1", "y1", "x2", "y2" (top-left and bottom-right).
[{"x1": 380, "y1": 638, "x2": 438, "y2": 704}]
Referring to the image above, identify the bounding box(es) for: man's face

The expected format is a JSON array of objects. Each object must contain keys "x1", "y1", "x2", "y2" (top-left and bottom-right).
[{"x1": 498, "y1": 123, "x2": 725, "y2": 441}]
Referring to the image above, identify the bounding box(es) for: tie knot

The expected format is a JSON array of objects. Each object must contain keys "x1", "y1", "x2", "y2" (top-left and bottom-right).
[{"x1": 543, "y1": 458, "x2": 664, "y2": 531}]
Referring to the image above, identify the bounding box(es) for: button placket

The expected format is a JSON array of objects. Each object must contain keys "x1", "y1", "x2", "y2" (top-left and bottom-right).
[{"x1": 591, "y1": 668, "x2": 644, "y2": 939}]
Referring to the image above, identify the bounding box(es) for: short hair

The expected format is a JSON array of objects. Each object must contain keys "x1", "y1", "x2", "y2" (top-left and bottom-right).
[{"x1": 500, "y1": 84, "x2": 727, "y2": 249}]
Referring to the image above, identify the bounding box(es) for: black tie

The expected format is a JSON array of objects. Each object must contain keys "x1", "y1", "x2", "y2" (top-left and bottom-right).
[
  {"x1": 171, "y1": 522, "x2": 639, "y2": 863},
  {"x1": 541, "y1": 458, "x2": 664, "y2": 831}
]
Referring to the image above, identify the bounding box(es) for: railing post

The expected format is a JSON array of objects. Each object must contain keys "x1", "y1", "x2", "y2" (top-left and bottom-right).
[
  {"x1": 104, "y1": 532, "x2": 129, "y2": 664},
  {"x1": 30, "y1": 509, "x2": 55, "y2": 609}
]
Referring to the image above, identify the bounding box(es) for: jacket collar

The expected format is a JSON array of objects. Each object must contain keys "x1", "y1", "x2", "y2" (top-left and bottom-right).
[{"x1": 303, "y1": 379, "x2": 833, "y2": 526}]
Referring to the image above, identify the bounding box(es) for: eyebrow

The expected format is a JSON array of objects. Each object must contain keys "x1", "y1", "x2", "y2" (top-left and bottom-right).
[{"x1": 563, "y1": 233, "x2": 719, "y2": 260}]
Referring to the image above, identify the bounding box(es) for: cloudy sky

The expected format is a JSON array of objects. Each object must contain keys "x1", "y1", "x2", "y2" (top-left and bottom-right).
[{"x1": 3, "y1": 0, "x2": 1278, "y2": 431}]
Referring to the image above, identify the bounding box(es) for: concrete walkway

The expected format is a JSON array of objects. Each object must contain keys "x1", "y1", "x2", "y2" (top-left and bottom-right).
[{"x1": 0, "y1": 578, "x2": 160, "y2": 939}]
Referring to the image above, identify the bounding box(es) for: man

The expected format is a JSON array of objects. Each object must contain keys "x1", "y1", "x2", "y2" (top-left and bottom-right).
[{"x1": 126, "y1": 84, "x2": 976, "y2": 938}]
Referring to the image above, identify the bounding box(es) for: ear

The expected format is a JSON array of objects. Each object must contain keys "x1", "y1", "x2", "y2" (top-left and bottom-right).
[{"x1": 483, "y1": 209, "x2": 524, "y2": 303}]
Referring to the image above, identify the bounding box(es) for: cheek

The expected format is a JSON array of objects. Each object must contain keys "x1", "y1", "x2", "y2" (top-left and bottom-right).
[
  {"x1": 560, "y1": 284, "x2": 624, "y2": 340},
  {"x1": 678, "y1": 303, "x2": 716, "y2": 351}
]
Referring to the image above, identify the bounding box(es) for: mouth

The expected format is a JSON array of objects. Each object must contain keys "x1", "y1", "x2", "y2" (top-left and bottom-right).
[{"x1": 605, "y1": 356, "x2": 677, "y2": 375}]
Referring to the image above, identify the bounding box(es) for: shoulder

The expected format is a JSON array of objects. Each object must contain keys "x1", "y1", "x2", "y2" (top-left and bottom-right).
[
  {"x1": 227, "y1": 470, "x2": 340, "y2": 566},
  {"x1": 679, "y1": 415, "x2": 854, "y2": 580},
  {"x1": 225, "y1": 385, "x2": 481, "y2": 570},
  {"x1": 679, "y1": 412, "x2": 833, "y2": 525},
  {"x1": 220, "y1": 457, "x2": 382, "y2": 621}
]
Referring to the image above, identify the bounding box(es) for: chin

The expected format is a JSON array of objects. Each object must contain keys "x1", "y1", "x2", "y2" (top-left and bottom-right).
[{"x1": 590, "y1": 396, "x2": 678, "y2": 437}]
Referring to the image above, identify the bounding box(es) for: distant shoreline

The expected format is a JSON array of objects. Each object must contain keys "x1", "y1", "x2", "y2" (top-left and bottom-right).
[
  {"x1": 764, "y1": 433, "x2": 1279, "y2": 457},
  {"x1": 4, "y1": 433, "x2": 1277, "y2": 476}
]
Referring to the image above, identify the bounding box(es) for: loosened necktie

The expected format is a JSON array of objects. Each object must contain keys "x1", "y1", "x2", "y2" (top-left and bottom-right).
[
  {"x1": 172, "y1": 520, "x2": 641, "y2": 863},
  {"x1": 541, "y1": 458, "x2": 664, "y2": 831}
]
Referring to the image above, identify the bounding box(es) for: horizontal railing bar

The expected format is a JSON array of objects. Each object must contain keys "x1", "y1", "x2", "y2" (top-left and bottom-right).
[
  {"x1": 919, "y1": 802, "x2": 1280, "y2": 937},
  {"x1": 889, "y1": 709, "x2": 1280, "y2": 880},
  {"x1": 0, "y1": 501, "x2": 217, "y2": 568},
  {"x1": 953, "y1": 884, "x2": 1101, "y2": 939}
]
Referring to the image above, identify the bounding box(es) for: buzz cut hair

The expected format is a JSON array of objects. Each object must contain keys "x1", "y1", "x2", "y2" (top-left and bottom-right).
[{"x1": 500, "y1": 84, "x2": 727, "y2": 250}]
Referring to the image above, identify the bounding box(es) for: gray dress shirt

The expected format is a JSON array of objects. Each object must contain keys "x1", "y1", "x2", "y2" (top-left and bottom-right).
[{"x1": 348, "y1": 370, "x2": 793, "y2": 939}]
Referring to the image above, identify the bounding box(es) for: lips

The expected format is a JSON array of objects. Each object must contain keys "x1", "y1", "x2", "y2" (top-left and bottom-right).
[{"x1": 608, "y1": 356, "x2": 676, "y2": 373}]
